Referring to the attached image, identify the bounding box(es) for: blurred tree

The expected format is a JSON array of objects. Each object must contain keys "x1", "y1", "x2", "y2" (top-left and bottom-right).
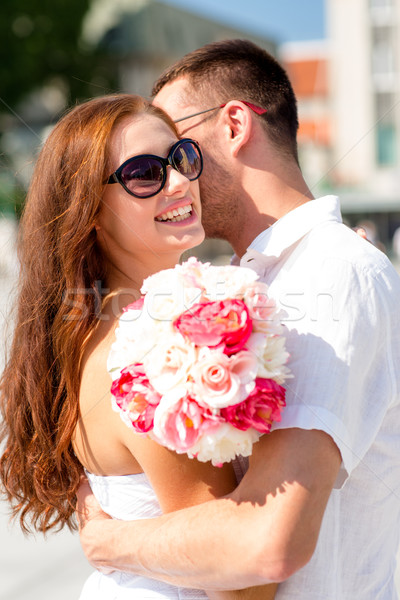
[
  {"x1": 0, "y1": 0, "x2": 117, "y2": 217},
  {"x1": 0, "y1": 0, "x2": 115, "y2": 111}
]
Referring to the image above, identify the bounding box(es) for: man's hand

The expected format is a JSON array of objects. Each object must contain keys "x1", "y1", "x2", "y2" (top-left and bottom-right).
[
  {"x1": 76, "y1": 476, "x2": 114, "y2": 573},
  {"x1": 76, "y1": 477, "x2": 278, "y2": 599},
  {"x1": 74, "y1": 428, "x2": 341, "y2": 590}
]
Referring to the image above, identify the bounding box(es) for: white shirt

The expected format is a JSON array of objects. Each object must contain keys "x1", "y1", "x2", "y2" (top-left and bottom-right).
[{"x1": 238, "y1": 196, "x2": 400, "y2": 599}]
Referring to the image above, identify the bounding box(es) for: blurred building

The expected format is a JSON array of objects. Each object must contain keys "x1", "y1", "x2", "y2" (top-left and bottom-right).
[
  {"x1": 280, "y1": 40, "x2": 332, "y2": 191},
  {"x1": 328, "y1": 0, "x2": 400, "y2": 250},
  {"x1": 328, "y1": 0, "x2": 400, "y2": 192},
  {"x1": 83, "y1": 0, "x2": 276, "y2": 97},
  {"x1": 281, "y1": 0, "x2": 400, "y2": 253}
]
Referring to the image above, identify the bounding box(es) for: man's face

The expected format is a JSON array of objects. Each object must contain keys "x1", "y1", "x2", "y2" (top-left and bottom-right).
[
  {"x1": 153, "y1": 77, "x2": 239, "y2": 241},
  {"x1": 153, "y1": 77, "x2": 212, "y2": 149}
]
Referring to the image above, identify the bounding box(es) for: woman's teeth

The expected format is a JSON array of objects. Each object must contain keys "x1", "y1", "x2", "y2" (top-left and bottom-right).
[{"x1": 156, "y1": 204, "x2": 192, "y2": 222}]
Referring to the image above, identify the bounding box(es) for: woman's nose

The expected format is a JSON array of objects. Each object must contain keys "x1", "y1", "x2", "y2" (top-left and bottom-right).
[{"x1": 163, "y1": 166, "x2": 190, "y2": 196}]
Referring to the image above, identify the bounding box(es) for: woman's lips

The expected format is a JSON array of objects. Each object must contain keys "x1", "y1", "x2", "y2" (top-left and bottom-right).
[{"x1": 155, "y1": 203, "x2": 193, "y2": 223}]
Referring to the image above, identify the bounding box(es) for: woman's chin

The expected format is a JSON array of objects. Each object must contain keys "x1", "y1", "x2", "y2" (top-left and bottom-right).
[
  {"x1": 159, "y1": 221, "x2": 205, "y2": 253},
  {"x1": 178, "y1": 227, "x2": 205, "y2": 252}
]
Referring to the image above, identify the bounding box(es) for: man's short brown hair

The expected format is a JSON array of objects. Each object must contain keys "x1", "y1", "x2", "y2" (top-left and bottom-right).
[{"x1": 152, "y1": 39, "x2": 299, "y2": 162}]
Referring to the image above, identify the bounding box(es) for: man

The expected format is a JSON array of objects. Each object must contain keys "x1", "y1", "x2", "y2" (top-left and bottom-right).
[{"x1": 78, "y1": 40, "x2": 400, "y2": 598}]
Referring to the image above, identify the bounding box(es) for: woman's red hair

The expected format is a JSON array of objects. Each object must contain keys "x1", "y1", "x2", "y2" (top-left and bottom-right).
[{"x1": 0, "y1": 94, "x2": 178, "y2": 532}]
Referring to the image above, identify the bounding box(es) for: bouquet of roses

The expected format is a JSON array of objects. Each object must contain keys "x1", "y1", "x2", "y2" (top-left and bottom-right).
[{"x1": 108, "y1": 258, "x2": 291, "y2": 466}]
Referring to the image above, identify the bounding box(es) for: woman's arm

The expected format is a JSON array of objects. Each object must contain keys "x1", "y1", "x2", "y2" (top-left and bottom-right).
[
  {"x1": 77, "y1": 427, "x2": 341, "y2": 590},
  {"x1": 75, "y1": 327, "x2": 278, "y2": 600},
  {"x1": 115, "y1": 414, "x2": 278, "y2": 600},
  {"x1": 77, "y1": 475, "x2": 277, "y2": 600}
]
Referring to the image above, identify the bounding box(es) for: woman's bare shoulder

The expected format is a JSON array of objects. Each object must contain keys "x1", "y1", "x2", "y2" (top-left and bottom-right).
[{"x1": 74, "y1": 316, "x2": 142, "y2": 475}]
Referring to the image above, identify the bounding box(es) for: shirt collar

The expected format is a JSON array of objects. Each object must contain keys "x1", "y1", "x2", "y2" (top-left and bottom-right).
[{"x1": 233, "y1": 196, "x2": 341, "y2": 269}]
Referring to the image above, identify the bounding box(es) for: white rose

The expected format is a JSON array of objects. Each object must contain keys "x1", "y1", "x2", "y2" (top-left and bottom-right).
[
  {"x1": 187, "y1": 423, "x2": 261, "y2": 466},
  {"x1": 175, "y1": 257, "x2": 209, "y2": 290},
  {"x1": 243, "y1": 282, "x2": 283, "y2": 335},
  {"x1": 141, "y1": 267, "x2": 178, "y2": 295},
  {"x1": 107, "y1": 307, "x2": 165, "y2": 378},
  {"x1": 145, "y1": 333, "x2": 197, "y2": 394},
  {"x1": 257, "y1": 335, "x2": 292, "y2": 384},
  {"x1": 202, "y1": 265, "x2": 259, "y2": 301},
  {"x1": 142, "y1": 274, "x2": 203, "y2": 323},
  {"x1": 245, "y1": 331, "x2": 268, "y2": 361}
]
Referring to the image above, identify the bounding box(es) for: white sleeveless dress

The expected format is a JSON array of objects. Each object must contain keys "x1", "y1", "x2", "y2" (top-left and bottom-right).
[
  {"x1": 79, "y1": 470, "x2": 208, "y2": 599},
  {"x1": 79, "y1": 458, "x2": 248, "y2": 599}
]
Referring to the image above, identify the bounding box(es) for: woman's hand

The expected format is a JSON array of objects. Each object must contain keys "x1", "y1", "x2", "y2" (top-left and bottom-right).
[
  {"x1": 76, "y1": 476, "x2": 110, "y2": 529},
  {"x1": 76, "y1": 476, "x2": 114, "y2": 574}
]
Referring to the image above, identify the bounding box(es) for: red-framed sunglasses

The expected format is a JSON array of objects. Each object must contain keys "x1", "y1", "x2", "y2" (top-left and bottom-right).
[{"x1": 174, "y1": 101, "x2": 267, "y2": 123}]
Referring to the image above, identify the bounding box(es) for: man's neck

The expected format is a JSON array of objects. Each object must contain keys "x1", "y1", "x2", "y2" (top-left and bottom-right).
[{"x1": 231, "y1": 182, "x2": 314, "y2": 258}]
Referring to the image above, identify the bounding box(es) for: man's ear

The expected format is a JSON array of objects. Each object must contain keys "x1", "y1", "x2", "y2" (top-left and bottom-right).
[{"x1": 221, "y1": 101, "x2": 252, "y2": 157}]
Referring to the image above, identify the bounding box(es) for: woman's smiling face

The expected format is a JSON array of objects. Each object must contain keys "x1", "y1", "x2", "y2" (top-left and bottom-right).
[{"x1": 97, "y1": 113, "x2": 204, "y2": 285}]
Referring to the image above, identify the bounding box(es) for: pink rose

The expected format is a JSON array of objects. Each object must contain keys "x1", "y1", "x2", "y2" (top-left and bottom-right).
[
  {"x1": 221, "y1": 377, "x2": 286, "y2": 434},
  {"x1": 244, "y1": 283, "x2": 276, "y2": 323},
  {"x1": 111, "y1": 364, "x2": 161, "y2": 433},
  {"x1": 191, "y1": 349, "x2": 258, "y2": 409},
  {"x1": 153, "y1": 394, "x2": 221, "y2": 452},
  {"x1": 122, "y1": 297, "x2": 144, "y2": 312},
  {"x1": 174, "y1": 299, "x2": 252, "y2": 355},
  {"x1": 176, "y1": 256, "x2": 208, "y2": 290}
]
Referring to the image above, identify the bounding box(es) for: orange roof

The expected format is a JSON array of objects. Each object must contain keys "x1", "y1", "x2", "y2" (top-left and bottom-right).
[
  {"x1": 298, "y1": 118, "x2": 331, "y2": 146},
  {"x1": 284, "y1": 58, "x2": 328, "y2": 98}
]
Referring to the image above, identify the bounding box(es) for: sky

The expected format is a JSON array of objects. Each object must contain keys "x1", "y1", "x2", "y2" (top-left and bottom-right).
[{"x1": 159, "y1": 0, "x2": 325, "y2": 43}]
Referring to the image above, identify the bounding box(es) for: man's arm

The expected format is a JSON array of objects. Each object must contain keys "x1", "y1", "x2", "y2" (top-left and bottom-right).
[{"x1": 77, "y1": 427, "x2": 341, "y2": 590}]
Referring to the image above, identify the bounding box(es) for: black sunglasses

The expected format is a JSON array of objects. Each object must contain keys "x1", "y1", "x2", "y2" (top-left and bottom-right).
[{"x1": 107, "y1": 138, "x2": 203, "y2": 199}]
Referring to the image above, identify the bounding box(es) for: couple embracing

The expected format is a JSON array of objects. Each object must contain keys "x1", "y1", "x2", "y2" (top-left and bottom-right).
[{"x1": 1, "y1": 39, "x2": 399, "y2": 600}]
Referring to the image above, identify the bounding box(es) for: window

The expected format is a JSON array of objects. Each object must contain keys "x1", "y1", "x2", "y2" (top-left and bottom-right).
[
  {"x1": 369, "y1": 0, "x2": 395, "y2": 25},
  {"x1": 375, "y1": 93, "x2": 397, "y2": 165}
]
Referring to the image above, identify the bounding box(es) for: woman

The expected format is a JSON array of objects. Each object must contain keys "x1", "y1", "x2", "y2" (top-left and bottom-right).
[{"x1": 0, "y1": 95, "x2": 277, "y2": 599}]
